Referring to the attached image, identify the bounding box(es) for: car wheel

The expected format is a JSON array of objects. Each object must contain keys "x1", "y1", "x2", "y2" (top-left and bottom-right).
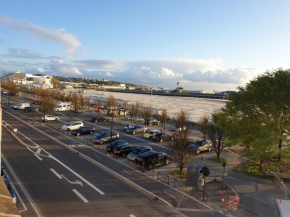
[
  {"x1": 208, "y1": 146, "x2": 212, "y2": 151},
  {"x1": 196, "y1": 149, "x2": 201, "y2": 155},
  {"x1": 160, "y1": 139, "x2": 163, "y2": 143},
  {"x1": 133, "y1": 131, "x2": 136, "y2": 135},
  {"x1": 100, "y1": 141, "x2": 103, "y2": 145},
  {"x1": 55, "y1": 118, "x2": 58, "y2": 121},
  {"x1": 157, "y1": 123, "x2": 160, "y2": 125},
  {"x1": 77, "y1": 133, "x2": 80, "y2": 136},
  {"x1": 143, "y1": 130, "x2": 146, "y2": 133},
  {"x1": 122, "y1": 153, "x2": 126, "y2": 158},
  {"x1": 95, "y1": 120, "x2": 98, "y2": 123},
  {"x1": 171, "y1": 137, "x2": 174, "y2": 141},
  {"x1": 149, "y1": 136, "x2": 152, "y2": 139},
  {"x1": 67, "y1": 128, "x2": 70, "y2": 131},
  {"x1": 90, "y1": 131, "x2": 92, "y2": 134},
  {"x1": 165, "y1": 159, "x2": 170, "y2": 165}
]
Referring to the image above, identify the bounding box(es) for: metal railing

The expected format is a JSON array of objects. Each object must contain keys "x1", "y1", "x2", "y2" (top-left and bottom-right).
[
  {"x1": 173, "y1": 178, "x2": 187, "y2": 193},
  {"x1": 192, "y1": 187, "x2": 208, "y2": 203},
  {"x1": 142, "y1": 167, "x2": 154, "y2": 178},
  {"x1": 157, "y1": 172, "x2": 170, "y2": 185}
]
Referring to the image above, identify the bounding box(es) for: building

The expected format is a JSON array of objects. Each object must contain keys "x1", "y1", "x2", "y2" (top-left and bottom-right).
[{"x1": 4, "y1": 71, "x2": 53, "y2": 89}]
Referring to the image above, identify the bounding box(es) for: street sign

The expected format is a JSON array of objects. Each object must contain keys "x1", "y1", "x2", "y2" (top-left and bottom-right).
[
  {"x1": 222, "y1": 162, "x2": 227, "y2": 167},
  {"x1": 202, "y1": 167, "x2": 210, "y2": 177}
]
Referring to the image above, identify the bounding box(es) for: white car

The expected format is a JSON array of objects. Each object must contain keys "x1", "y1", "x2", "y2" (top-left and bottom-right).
[
  {"x1": 42, "y1": 115, "x2": 60, "y2": 121},
  {"x1": 61, "y1": 121, "x2": 84, "y2": 131}
]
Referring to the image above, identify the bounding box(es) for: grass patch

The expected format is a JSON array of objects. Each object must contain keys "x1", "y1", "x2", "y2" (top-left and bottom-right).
[
  {"x1": 209, "y1": 157, "x2": 227, "y2": 163},
  {"x1": 171, "y1": 169, "x2": 187, "y2": 179}
]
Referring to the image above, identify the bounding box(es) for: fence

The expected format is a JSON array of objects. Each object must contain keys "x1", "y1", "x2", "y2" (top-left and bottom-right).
[
  {"x1": 157, "y1": 172, "x2": 170, "y2": 185},
  {"x1": 267, "y1": 170, "x2": 290, "y2": 199},
  {"x1": 173, "y1": 178, "x2": 187, "y2": 193}
]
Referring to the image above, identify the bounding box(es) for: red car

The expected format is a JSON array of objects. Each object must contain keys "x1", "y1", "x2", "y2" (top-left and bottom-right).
[{"x1": 33, "y1": 100, "x2": 42, "y2": 105}]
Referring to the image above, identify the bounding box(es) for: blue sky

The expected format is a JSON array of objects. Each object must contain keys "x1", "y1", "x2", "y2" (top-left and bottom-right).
[{"x1": 0, "y1": 0, "x2": 290, "y2": 90}]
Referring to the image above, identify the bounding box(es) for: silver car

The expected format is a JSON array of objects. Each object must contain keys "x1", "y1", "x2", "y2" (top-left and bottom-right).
[{"x1": 127, "y1": 146, "x2": 152, "y2": 161}]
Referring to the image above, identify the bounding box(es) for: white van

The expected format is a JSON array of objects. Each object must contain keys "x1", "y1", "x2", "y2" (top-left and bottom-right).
[
  {"x1": 13, "y1": 102, "x2": 30, "y2": 110},
  {"x1": 54, "y1": 102, "x2": 72, "y2": 111}
]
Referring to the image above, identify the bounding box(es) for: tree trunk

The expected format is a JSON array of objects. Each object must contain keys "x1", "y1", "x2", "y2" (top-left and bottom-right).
[
  {"x1": 179, "y1": 164, "x2": 183, "y2": 174},
  {"x1": 278, "y1": 131, "x2": 283, "y2": 162},
  {"x1": 216, "y1": 151, "x2": 220, "y2": 160},
  {"x1": 259, "y1": 159, "x2": 264, "y2": 174}
]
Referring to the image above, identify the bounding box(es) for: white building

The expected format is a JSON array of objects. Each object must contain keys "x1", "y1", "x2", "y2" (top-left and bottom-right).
[{"x1": 5, "y1": 71, "x2": 53, "y2": 89}]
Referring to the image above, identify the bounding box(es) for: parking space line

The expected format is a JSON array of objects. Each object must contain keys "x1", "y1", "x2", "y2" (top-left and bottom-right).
[
  {"x1": 50, "y1": 168, "x2": 62, "y2": 179},
  {"x1": 72, "y1": 189, "x2": 88, "y2": 203},
  {"x1": 34, "y1": 154, "x2": 43, "y2": 161},
  {"x1": 123, "y1": 170, "x2": 131, "y2": 175},
  {"x1": 95, "y1": 155, "x2": 101, "y2": 159}
]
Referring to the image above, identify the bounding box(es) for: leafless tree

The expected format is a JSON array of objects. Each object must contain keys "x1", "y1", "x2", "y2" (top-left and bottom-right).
[
  {"x1": 142, "y1": 106, "x2": 152, "y2": 126},
  {"x1": 79, "y1": 94, "x2": 85, "y2": 112},
  {"x1": 207, "y1": 122, "x2": 224, "y2": 160},
  {"x1": 52, "y1": 90, "x2": 62, "y2": 103},
  {"x1": 174, "y1": 109, "x2": 188, "y2": 129},
  {"x1": 128, "y1": 103, "x2": 136, "y2": 123},
  {"x1": 122, "y1": 101, "x2": 128, "y2": 119},
  {"x1": 71, "y1": 92, "x2": 80, "y2": 116},
  {"x1": 157, "y1": 108, "x2": 168, "y2": 132},
  {"x1": 96, "y1": 98, "x2": 102, "y2": 115},
  {"x1": 85, "y1": 97, "x2": 92, "y2": 111},
  {"x1": 37, "y1": 88, "x2": 55, "y2": 120},
  {"x1": 170, "y1": 124, "x2": 192, "y2": 174},
  {"x1": 106, "y1": 95, "x2": 118, "y2": 139},
  {"x1": 197, "y1": 116, "x2": 210, "y2": 140}
]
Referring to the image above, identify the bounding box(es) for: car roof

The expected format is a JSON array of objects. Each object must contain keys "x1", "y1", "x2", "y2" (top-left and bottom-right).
[
  {"x1": 138, "y1": 150, "x2": 160, "y2": 157},
  {"x1": 148, "y1": 129, "x2": 160, "y2": 132},
  {"x1": 136, "y1": 146, "x2": 152, "y2": 150}
]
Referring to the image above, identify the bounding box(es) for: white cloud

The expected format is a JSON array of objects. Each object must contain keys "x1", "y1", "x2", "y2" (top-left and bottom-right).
[
  {"x1": 73, "y1": 59, "x2": 123, "y2": 70},
  {"x1": 0, "y1": 16, "x2": 82, "y2": 55},
  {"x1": 105, "y1": 72, "x2": 114, "y2": 77},
  {"x1": 160, "y1": 68, "x2": 183, "y2": 78}
]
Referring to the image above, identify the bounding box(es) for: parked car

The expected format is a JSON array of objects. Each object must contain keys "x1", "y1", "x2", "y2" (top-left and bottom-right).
[
  {"x1": 127, "y1": 146, "x2": 152, "y2": 161},
  {"x1": 13, "y1": 102, "x2": 30, "y2": 109},
  {"x1": 147, "y1": 118, "x2": 161, "y2": 125},
  {"x1": 24, "y1": 106, "x2": 38, "y2": 112},
  {"x1": 91, "y1": 116, "x2": 108, "y2": 122},
  {"x1": 188, "y1": 140, "x2": 212, "y2": 154},
  {"x1": 3, "y1": 177, "x2": 17, "y2": 203},
  {"x1": 113, "y1": 144, "x2": 136, "y2": 157},
  {"x1": 171, "y1": 126, "x2": 187, "y2": 132},
  {"x1": 61, "y1": 121, "x2": 84, "y2": 131},
  {"x1": 133, "y1": 117, "x2": 145, "y2": 123},
  {"x1": 1, "y1": 166, "x2": 4, "y2": 177},
  {"x1": 93, "y1": 131, "x2": 120, "y2": 144},
  {"x1": 124, "y1": 124, "x2": 136, "y2": 131},
  {"x1": 41, "y1": 115, "x2": 60, "y2": 121},
  {"x1": 153, "y1": 133, "x2": 174, "y2": 143},
  {"x1": 71, "y1": 126, "x2": 95, "y2": 136},
  {"x1": 144, "y1": 129, "x2": 161, "y2": 139},
  {"x1": 32, "y1": 100, "x2": 42, "y2": 105},
  {"x1": 105, "y1": 140, "x2": 128, "y2": 152},
  {"x1": 126, "y1": 125, "x2": 147, "y2": 134},
  {"x1": 135, "y1": 151, "x2": 170, "y2": 170}
]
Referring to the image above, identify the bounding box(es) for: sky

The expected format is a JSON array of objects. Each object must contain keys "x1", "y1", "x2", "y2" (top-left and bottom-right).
[{"x1": 0, "y1": 0, "x2": 290, "y2": 91}]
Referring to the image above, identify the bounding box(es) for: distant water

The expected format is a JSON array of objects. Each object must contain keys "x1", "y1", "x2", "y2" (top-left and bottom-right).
[{"x1": 83, "y1": 90, "x2": 227, "y2": 122}]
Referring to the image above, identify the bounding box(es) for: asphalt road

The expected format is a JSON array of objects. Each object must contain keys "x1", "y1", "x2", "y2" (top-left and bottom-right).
[{"x1": 1, "y1": 95, "x2": 227, "y2": 217}]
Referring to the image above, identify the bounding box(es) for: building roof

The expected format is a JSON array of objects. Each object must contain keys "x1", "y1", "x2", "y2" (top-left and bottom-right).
[{"x1": 11, "y1": 73, "x2": 26, "y2": 80}]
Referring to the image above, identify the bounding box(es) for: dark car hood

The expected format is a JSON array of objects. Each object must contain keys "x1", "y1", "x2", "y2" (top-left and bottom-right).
[
  {"x1": 71, "y1": 129, "x2": 80, "y2": 133},
  {"x1": 189, "y1": 144, "x2": 200, "y2": 150}
]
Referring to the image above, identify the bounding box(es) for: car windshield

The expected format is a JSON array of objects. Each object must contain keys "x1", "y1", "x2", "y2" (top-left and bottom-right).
[
  {"x1": 155, "y1": 133, "x2": 162, "y2": 137},
  {"x1": 65, "y1": 122, "x2": 72, "y2": 126},
  {"x1": 195, "y1": 141, "x2": 203, "y2": 146},
  {"x1": 98, "y1": 132, "x2": 107, "y2": 137}
]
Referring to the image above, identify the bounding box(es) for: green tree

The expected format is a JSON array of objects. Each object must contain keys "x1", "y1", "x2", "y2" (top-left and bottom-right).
[{"x1": 219, "y1": 69, "x2": 290, "y2": 169}]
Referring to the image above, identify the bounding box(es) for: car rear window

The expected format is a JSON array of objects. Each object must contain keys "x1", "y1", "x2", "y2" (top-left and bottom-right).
[{"x1": 132, "y1": 148, "x2": 141, "y2": 154}]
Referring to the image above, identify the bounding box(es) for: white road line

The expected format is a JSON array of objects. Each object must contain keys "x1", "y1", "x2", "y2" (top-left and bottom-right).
[
  {"x1": 50, "y1": 169, "x2": 62, "y2": 179},
  {"x1": 129, "y1": 215, "x2": 136, "y2": 217},
  {"x1": 61, "y1": 174, "x2": 83, "y2": 186},
  {"x1": 2, "y1": 155, "x2": 43, "y2": 217},
  {"x1": 34, "y1": 154, "x2": 43, "y2": 161},
  {"x1": 123, "y1": 170, "x2": 131, "y2": 175},
  {"x1": 163, "y1": 191, "x2": 176, "y2": 199},
  {"x1": 72, "y1": 189, "x2": 88, "y2": 203},
  {"x1": 36, "y1": 148, "x2": 41, "y2": 154},
  {"x1": 3, "y1": 107, "x2": 211, "y2": 210},
  {"x1": 95, "y1": 155, "x2": 101, "y2": 159}
]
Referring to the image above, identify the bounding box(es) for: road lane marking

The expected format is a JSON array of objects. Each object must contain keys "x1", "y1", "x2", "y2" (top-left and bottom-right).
[
  {"x1": 163, "y1": 191, "x2": 176, "y2": 199},
  {"x1": 36, "y1": 148, "x2": 41, "y2": 154},
  {"x1": 123, "y1": 170, "x2": 131, "y2": 175},
  {"x1": 50, "y1": 169, "x2": 62, "y2": 179},
  {"x1": 72, "y1": 189, "x2": 88, "y2": 203},
  {"x1": 61, "y1": 174, "x2": 83, "y2": 186},
  {"x1": 2, "y1": 155, "x2": 43, "y2": 217},
  {"x1": 95, "y1": 155, "x2": 101, "y2": 159},
  {"x1": 129, "y1": 215, "x2": 136, "y2": 217},
  {"x1": 3, "y1": 107, "x2": 212, "y2": 210},
  {"x1": 34, "y1": 154, "x2": 43, "y2": 161}
]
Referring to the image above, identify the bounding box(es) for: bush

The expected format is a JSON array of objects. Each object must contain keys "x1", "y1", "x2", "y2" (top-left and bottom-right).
[
  {"x1": 209, "y1": 157, "x2": 227, "y2": 163},
  {"x1": 171, "y1": 169, "x2": 187, "y2": 179}
]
